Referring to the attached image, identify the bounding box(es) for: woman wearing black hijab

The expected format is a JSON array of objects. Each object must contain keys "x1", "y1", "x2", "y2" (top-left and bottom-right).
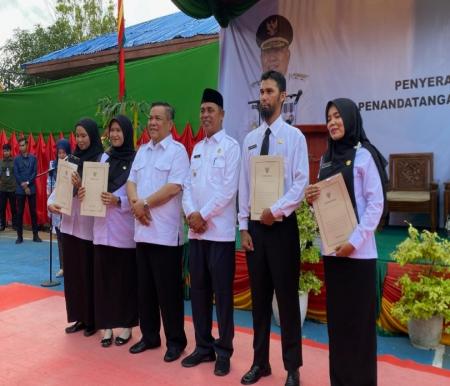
[
  {"x1": 305, "y1": 99, "x2": 386, "y2": 386},
  {"x1": 90, "y1": 115, "x2": 138, "y2": 347},
  {"x1": 48, "y1": 118, "x2": 103, "y2": 336}
]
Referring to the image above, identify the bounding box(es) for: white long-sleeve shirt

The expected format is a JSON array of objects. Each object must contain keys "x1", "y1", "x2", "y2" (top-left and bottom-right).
[
  {"x1": 329, "y1": 146, "x2": 383, "y2": 259},
  {"x1": 238, "y1": 115, "x2": 309, "y2": 230},
  {"x1": 93, "y1": 153, "x2": 135, "y2": 249},
  {"x1": 47, "y1": 190, "x2": 94, "y2": 241},
  {"x1": 183, "y1": 129, "x2": 240, "y2": 242},
  {"x1": 128, "y1": 135, "x2": 189, "y2": 246}
]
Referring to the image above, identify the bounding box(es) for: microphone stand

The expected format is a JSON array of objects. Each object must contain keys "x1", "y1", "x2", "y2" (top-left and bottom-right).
[
  {"x1": 248, "y1": 89, "x2": 302, "y2": 126},
  {"x1": 38, "y1": 165, "x2": 60, "y2": 287},
  {"x1": 248, "y1": 99, "x2": 261, "y2": 126}
]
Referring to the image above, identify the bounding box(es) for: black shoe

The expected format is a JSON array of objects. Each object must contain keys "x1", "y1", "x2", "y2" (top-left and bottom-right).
[
  {"x1": 83, "y1": 326, "x2": 97, "y2": 337},
  {"x1": 15, "y1": 236, "x2": 23, "y2": 244},
  {"x1": 129, "y1": 339, "x2": 161, "y2": 354},
  {"x1": 33, "y1": 234, "x2": 42, "y2": 242},
  {"x1": 181, "y1": 350, "x2": 216, "y2": 368},
  {"x1": 214, "y1": 356, "x2": 230, "y2": 376},
  {"x1": 115, "y1": 333, "x2": 132, "y2": 346},
  {"x1": 101, "y1": 334, "x2": 113, "y2": 348},
  {"x1": 285, "y1": 369, "x2": 300, "y2": 386},
  {"x1": 163, "y1": 347, "x2": 183, "y2": 362},
  {"x1": 65, "y1": 321, "x2": 85, "y2": 334},
  {"x1": 0, "y1": 226, "x2": 5, "y2": 231},
  {"x1": 241, "y1": 365, "x2": 272, "y2": 385}
]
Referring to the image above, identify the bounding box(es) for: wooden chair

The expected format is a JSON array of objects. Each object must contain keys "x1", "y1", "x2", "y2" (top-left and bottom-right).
[{"x1": 385, "y1": 153, "x2": 438, "y2": 231}]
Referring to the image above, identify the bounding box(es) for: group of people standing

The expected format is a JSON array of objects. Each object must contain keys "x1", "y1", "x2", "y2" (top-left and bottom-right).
[{"x1": 45, "y1": 69, "x2": 385, "y2": 386}]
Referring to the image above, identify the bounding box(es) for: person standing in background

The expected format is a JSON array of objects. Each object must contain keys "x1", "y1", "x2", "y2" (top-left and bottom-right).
[
  {"x1": 14, "y1": 137, "x2": 41, "y2": 244},
  {"x1": 0, "y1": 144, "x2": 17, "y2": 231},
  {"x1": 47, "y1": 139, "x2": 71, "y2": 277}
]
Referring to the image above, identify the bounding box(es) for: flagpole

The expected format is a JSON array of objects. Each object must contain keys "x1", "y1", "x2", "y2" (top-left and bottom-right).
[{"x1": 118, "y1": 0, "x2": 126, "y2": 102}]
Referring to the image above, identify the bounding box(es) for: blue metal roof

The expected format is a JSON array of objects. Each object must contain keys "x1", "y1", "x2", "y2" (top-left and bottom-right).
[{"x1": 24, "y1": 12, "x2": 219, "y2": 66}]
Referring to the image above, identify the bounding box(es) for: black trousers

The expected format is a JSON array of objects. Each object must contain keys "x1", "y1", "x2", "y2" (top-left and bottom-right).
[
  {"x1": 247, "y1": 213, "x2": 302, "y2": 371},
  {"x1": 324, "y1": 256, "x2": 377, "y2": 386},
  {"x1": 136, "y1": 242, "x2": 187, "y2": 350},
  {"x1": 0, "y1": 191, "x2": 16, "y2": 228},
  {"x1": 61, "y1": 233, "x2": 95, "y2": 326},
  {"x1": 16, "y1": 193, "x2": 38, "y2": 235},
  {"x1": 189, "y1": 239, "x2": 235, "y2": 358}
]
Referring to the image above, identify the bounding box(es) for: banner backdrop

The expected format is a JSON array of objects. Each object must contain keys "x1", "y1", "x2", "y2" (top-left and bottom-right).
[{"x1": 220, "y1": 0, "x2": 450, "y2": 188}]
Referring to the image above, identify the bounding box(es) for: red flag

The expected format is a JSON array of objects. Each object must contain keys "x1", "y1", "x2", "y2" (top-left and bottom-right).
[
  {"x1": 136, "y1": 128, "x2": 150, "y2": 147},
  {"x1": 34, "y1": 133, "x2": 48, "y2": 224},
  {"x1": 27, "y1": 133, "x2": 36, "y2": 155},
  {"x1": 46, "y1": 133, "x2": 57, "y2": 163},
  {"x1": 0, "y1": 130, "x2": 7, "y2": 158},
  {"x1": 118, "y1": 0, "x2": 126, "y2": 101},
  {"x1": 9, "y1": 133, "x2": 19, "y2": 156},
  {"x1": 69, "y1": 132, "x2": 77, "y2": 152}
]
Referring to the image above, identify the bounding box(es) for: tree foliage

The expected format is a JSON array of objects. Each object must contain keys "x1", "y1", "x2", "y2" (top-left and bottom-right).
[{"x1": 0, "y1": 0, "x2": 116, "y2": 90}]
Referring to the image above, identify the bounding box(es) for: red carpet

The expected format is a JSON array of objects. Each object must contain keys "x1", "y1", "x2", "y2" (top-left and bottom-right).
[{"x1": 0, "y1": 284, "x2": 449, "y2": 386}]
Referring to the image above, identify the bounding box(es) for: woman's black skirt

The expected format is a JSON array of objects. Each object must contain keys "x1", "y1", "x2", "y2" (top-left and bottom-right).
[
  {"x1": 61, "y1": 233, "x2": 95, "y2": 326},
  {"x1": 324, "y1": 256, "x2": 377, "y2": 386},
  {"x1": 93, "y1": 244, "x2": 138, "y2": 329}
]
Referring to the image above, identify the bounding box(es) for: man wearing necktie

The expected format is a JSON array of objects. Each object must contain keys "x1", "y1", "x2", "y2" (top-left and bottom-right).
[{"x1": 238, "y1": 70, "x2": 309, "y2": 386}]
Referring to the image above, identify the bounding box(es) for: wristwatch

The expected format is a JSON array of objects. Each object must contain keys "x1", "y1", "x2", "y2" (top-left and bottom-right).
[{"x1": 143, "y1": 198, "x2": 149, "y2": 209}]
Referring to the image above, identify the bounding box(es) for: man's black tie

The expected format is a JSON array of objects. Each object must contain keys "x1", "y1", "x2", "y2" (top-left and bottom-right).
[{"x1": 260, "y1": 127, "x2": 271, "y2": 156}]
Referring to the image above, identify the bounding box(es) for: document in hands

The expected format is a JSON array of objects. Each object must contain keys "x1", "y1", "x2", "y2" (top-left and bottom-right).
[
  {"x1": 250, "y1": 155, "x2": 284, "y2": 221},
  {"x1": 80, "y1": 161, "x2": 109, "y2": 217},
  {"x1": 312, "y1": 173, "x2": 357, "y2": 255},
  {"x1": 54, "y1": 159, "x2": 78, "y2": 215}
]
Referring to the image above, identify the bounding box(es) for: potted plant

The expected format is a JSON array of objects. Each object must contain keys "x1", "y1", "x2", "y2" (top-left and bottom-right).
[
  {"x1": 391, "y1": 223, "x2": 450, "y2": 349},
  {"x1": 273, "y1": 200, "x2": 323, "y2": 326}
]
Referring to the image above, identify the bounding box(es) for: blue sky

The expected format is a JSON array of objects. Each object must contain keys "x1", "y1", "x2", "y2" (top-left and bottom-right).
[{"x1": 0, "y1": 0, "x2": 179, "y2": 47}]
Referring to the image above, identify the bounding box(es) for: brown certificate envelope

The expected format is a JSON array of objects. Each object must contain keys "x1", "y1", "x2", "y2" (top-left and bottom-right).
[
  {"x1": 54, "y1": 159, "x2": 78, "y2": 215},
  {"x1": 80, "y1": 161, "x2": 109, "y2": 217},
  {"x1": 250, "y1": 155, "x2": 284, "y2": 221},
  {"x1": 312, "y1": 173, "x2": 357, "y2": 255}
]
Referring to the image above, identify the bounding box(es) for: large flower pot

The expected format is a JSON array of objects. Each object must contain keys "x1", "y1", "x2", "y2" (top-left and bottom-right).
[
  {"x1": 272, "y1": 292, "x2": 308, "y2": 327},
  {"x1": 407, "y1": 315, "x2": 443, "y2": 349}
]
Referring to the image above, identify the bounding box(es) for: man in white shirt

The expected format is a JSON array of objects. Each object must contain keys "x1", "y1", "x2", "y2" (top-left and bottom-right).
[
  {"x1": 127, "y1": 102, "x2": 189, "y2": 362},
  {"x1": 182, "y1": 89, "x2": 240, "y2": 376},
  {"x1": 239, "y1": 71, "x2": 309, "y2": 386}
]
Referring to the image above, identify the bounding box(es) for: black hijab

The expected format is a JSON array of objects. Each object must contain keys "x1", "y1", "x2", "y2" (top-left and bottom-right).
[
  {"x1": 106, "y1": 115, "x2": 135, "y2": 192},
  {"x1": 318, "y1": 98, "x2": 388, "y2": 219},
  {"x1": 73, "y1": 118, "x2": 103, "y2": 176}
]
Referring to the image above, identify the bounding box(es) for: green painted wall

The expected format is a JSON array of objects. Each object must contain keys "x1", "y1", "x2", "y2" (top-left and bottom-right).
[{"x1": 0, "y1": 42, "x2": 219, "y2": 136}]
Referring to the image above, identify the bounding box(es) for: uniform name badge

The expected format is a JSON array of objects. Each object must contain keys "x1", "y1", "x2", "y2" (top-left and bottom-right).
[{"x1": 250, "y1": 155, "x2": 284, "y2": 221}]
